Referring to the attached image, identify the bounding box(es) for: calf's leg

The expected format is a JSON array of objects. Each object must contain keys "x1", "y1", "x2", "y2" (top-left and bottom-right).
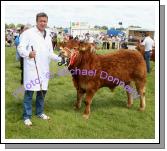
[
  {"x1": 83, "y1": 90, "x2": 96, "y2": 120},
  {"x1": 125, "y1": 82, "x2": 133, "y2": 108},
  {"x1": 135, "y1": 80, "x2": 146, "y2": 111},
  {"x1": 126, "y1": 91, "x2": 133, "y2": 108},
  {"x1": 74, "y1": 89, "x2": 85, "y2": 109}
]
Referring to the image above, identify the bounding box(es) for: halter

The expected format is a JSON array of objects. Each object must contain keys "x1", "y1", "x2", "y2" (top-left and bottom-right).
[
  {"x1": 59, "y1": 47, "x2": 79, "y2": 67},
  {"x1": 68, "y1": 49, "x2": 79, "y2": 68},
  {"x1": 64, "y1": 47, "x2": 72, "y2": 54}
]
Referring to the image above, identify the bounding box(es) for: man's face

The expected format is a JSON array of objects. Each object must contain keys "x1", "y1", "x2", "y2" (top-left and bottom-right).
[{"x1": 36, "y1": 17, "x2": 48, "y2": 32}]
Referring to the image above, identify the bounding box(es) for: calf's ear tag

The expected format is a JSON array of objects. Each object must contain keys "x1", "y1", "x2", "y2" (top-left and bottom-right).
[{"x1": 79, "y1": 46, "x2": 86, "y2": 51}]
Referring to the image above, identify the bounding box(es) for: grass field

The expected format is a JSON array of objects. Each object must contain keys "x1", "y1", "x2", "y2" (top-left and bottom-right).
[{"x1": 5, "y1": 47, "x2": 155, "y2": 139}]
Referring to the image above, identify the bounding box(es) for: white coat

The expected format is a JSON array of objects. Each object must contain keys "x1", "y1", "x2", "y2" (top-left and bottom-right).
[{"x1": 18, "y1": 26, "x2": 61, "y2": 91}]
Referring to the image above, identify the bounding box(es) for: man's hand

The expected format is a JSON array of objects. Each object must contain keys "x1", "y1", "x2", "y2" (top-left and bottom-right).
[
  {"x1": 57, "y1": 56, "x2": 62, "y2": 62},
  {"x1": 29, "y1": 51, "x2": 36, "y2": 58}
]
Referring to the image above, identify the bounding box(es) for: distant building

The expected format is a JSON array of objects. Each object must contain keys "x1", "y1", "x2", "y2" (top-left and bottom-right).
[
  {"x1": 70, "y1": 22, "x2": 102, "y2": 37},
  {"x1": 126, "y1": 27, "x2": 155, "y2": 40},
  {"x1": 70, "y1": 22, "x2": 90, "y2": 36}
]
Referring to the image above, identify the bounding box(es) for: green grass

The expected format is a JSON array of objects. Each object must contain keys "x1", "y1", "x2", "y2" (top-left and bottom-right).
[{"x1": 5, "y1": 47, "x2": 155, "y2": 139}]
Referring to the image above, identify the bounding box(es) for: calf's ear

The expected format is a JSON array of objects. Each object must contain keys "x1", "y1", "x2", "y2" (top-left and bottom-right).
[
  {"x1": 78, "y1": 42, "x2": 86, "y2": 51},
  {"x1": 90, "y1": 44, "x2": 96, "y2": 53},
  {"x1": 64, "y1": 39, "x2": 68, "y2": 42},
  {"x1": 73, "y1": 46, "x2": 79, "y2": 50},
  {"x1": 79, "y1": 46, "x2": 86, "y2": 51}
]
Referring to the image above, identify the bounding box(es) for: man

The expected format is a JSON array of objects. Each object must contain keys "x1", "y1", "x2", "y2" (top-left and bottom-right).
[
  {"x1": 57, "y1": 32, "x2": 64, "y2": 46},
  {"x1": 18, "y1": 12, "x2": 62, "y2": 126},
  {"x1": 15, "y1": 25, "x2": 29, "y2": 84},
  {"x1": 111, "y1": 36, "x2": 116, "y2": 49},
  {"x1": 141, "y1": 32, "x2": 154, "y2": 73},
  {"x1": 88, "y1": 35, "x2": 94, "y2": 43},
  {"x1": 7, "y1": 34, "x2": 13, "y2": 47}
]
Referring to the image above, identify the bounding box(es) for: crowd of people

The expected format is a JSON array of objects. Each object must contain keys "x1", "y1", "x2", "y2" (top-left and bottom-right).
[
  {"x1": 5, "y1": 25, "x2": 152, "y2": 53},
  {"x1": 51, "y1": 32, "x2": 128, "y2": 51}
]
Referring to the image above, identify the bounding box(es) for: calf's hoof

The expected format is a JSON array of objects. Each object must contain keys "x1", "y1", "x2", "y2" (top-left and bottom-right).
[
  {"x1": 139, "y1": 107, "x2": 145, "y2": 111},
  {"x1": 83, "y1": 114, "x2": 89, "y2": 120},
  {"x1": 73, "y1": 102, "x2": 81, "y2": 110},
  {"x1": 73, "y1": 105, "x2": 80, "y2": 110},
  {"x1": 127, "y1": 104, "x2": 132, "y2": 108}
]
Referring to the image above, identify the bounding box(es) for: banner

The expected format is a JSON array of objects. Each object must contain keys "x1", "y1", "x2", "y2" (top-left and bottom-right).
[{"x1": 71, "y1": 22, "x2": 89, "y2": 29}]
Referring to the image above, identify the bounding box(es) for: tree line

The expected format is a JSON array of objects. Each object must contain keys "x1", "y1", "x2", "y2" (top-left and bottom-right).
[{"x1": 5, "y1": 23, "x2": 24, "y2": 29}]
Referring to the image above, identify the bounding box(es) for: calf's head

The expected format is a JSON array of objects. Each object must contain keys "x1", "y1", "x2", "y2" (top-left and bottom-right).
[{"x1": 58, "y1": 40, "x2": 96, "y2": 67}]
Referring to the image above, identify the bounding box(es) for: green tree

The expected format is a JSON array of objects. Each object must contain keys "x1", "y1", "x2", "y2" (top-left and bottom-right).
[
  {"x1": 101, "y1": 26, "x2": 108, "y2": 30},
  {"x1": 16, "y1": 24, "x2": 24, "y2": 28},
  {"x1": 94, "y1": 25, "x2": 101, "y2": 29},
  {"x1": 8, "y1": 23, "x2": 15, "y2": 29},
  {"x1": 5, "y1": 23, "x2": 9, "y2": 29}
]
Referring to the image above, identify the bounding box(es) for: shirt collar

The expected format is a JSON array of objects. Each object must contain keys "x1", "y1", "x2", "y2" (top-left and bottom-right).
[
  {"x1": 34, "y1": 26, "x2": 47, "y2": 38},
  {"x1": 34, "y1": 26, "x2": 46, "y2": 33}
]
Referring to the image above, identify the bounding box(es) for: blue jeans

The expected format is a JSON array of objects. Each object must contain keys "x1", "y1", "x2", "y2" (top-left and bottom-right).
[
  {"x1": 144, "y1": 51, "x2": 151, "y2": 73},
  {"x1": 23, "y1": 90, "x2": 47, "y2": 120}
]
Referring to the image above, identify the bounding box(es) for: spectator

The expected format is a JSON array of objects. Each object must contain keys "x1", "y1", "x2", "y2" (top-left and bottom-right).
[
  {"x1": 111, "y1": 36, "x2": 116, "y2": 49},
  {"x1": 116, "y1": 36, "x2": 121, "y2": 49},
  {"x1": 106, "y1": 36, "x2": 110, "y2": 50},
  {"x1": 141, "y1": 32, "x2": 154, "y2": 73},
  {"x1": 57, "y1": 32, "x2": 64, "y2": 45},
  {"x1": 102, "y1": 36, "x2": 107, "y2": 49},
  {"x1": 52, "y1": 33, "x2": 57, "y2": 50},
  {"x1": 15, "y1": 25, "x2": 28, "y2": 84},
  {"x1": 7, "y1": 34, "x2": 13, "y2": 47},
  {"x1": 74, "y1": 35, "x2": 79, "y2": 40},
  {"x1": 88, "y1": 35, "x2": 94, "y2": 43}
]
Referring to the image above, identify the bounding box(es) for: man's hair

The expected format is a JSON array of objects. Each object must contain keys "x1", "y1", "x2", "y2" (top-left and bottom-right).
[
  {"x1": 20, "y1": 25, "x2": 25, "y2": 31},
  {"x1": 145, "y1": 32, "x2": 150, "y2": 37},
  {"x1": 36, "y1": 12, "x2": 48, "y2": 22}
]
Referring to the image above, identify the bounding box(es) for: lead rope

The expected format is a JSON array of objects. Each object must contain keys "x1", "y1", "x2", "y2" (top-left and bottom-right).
[{"x1": 31, "y1": 46, "x2": 51, "y2": 130}]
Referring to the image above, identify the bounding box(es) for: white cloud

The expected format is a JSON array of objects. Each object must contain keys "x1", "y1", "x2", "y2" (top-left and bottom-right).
[{"x1": 5, "y1": 4, "x2": 156, "y2": 29}]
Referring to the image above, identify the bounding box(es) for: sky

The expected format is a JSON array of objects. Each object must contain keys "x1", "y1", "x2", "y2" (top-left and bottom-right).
[{"x1": 5, "y1": 4, "x2": 156, "y2": 29}]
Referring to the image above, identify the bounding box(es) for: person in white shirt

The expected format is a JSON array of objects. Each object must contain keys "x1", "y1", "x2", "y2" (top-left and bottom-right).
[
  {"x1": 88, "y1": 36, "x2": 94, "y2": 43},
  {"x1": 18, "y1": 12, "x2": 62, "y2": 126},
  {"x1": 141, "y1": 32, "x2": 154, "y2": 73}
]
